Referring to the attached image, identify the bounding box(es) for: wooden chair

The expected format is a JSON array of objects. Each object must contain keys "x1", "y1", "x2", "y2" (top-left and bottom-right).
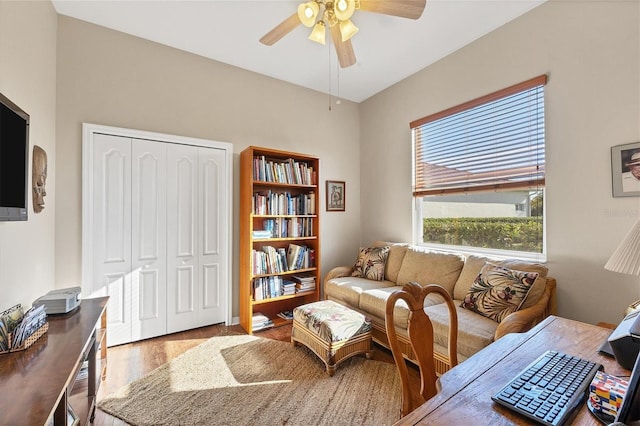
[{"x1": 385, "y1": 282, "x2": 459, "y2": 417}]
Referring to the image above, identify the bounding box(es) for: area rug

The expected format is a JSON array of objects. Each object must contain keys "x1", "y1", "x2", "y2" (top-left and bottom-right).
[{"x1": 98, "y1": 334, "x2": 401, "y2": 425}]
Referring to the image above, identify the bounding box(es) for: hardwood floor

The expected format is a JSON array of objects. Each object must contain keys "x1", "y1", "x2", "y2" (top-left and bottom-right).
[{"x1": 93, "y1": 323, "x2": 417, "y2": 425}]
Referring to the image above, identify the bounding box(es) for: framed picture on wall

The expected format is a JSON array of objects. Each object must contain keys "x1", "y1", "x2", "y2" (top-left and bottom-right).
[
  {"x1": 326, "y1": 180, "x2": 345, "y2": 211},
  {"x1": 612, "y1": 142, "x2": 640, "y2": 197}
]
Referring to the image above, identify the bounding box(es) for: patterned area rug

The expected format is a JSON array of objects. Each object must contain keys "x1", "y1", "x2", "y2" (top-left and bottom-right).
[{"x1": 98, "y1": 334, "x2": 401, "y2": 425}]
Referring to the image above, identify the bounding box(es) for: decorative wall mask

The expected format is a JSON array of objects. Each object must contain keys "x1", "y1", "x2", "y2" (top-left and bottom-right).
[{"x1": 32, "y1": 145, "x2": 47, "y2": 213}]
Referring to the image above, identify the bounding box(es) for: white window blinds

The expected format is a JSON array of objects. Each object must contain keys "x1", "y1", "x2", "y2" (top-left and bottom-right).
[{"x1": 411, "y1": 75, "x2": 547, "y2": 197}]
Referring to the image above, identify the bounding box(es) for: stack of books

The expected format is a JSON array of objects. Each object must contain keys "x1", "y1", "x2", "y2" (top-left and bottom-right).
[
  {"x1": 282, "y1": 279, "x2": 296, "y2": 296},
  {"x1": 252, "y1": 312, "x2": 274, "y2": 332},
  {"x1": 292, "y1": 274, "x2": 316, "y2": 294}
]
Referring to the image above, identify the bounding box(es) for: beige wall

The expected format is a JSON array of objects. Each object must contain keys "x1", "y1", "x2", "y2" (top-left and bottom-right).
[
  {"x1": 0, "y1": 0, "x2": 57, "y2": 309},
  {"x1": 55, "y1": 16, "x2": 361, "y2": 318},
  {"x1": 360, "y1": 0, "x2": 640, "y2": 324}
]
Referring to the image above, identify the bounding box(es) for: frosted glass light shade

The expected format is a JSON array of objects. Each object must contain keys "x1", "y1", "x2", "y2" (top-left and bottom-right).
[
  {"x1": 605, "y1": 219, "x2": 640, "y2": 275},
  {"x1": 308, "y1": 21, "x2": 326, "y2": 45},
  {"x1": 334, "y1": 0, "x2": 356, "y2": 20},
  {"x1": 339, "y1": 19, "x2": 359, "y2": 41},
  {"x1": 298, "y1": 2, "x2": 319, "y2": 28}
]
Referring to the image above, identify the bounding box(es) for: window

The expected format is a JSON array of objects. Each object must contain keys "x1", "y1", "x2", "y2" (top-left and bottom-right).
[{"x1": 411, "y1": 75, "x2": 547, "y2": 259}]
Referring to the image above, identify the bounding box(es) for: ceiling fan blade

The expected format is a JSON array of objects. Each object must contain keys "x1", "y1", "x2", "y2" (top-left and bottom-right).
[
  {"x1": 330, "y1": 24, "x2": 356, "y2": 68},
  {"x1": 259, "y1": 13, "x2": 301, "y2": 46},
  {"x1": 359, "y1": 0, "x2": 426, "y2": 20}
]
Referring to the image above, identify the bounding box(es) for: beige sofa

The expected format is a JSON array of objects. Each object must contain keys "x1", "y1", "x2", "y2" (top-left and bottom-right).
[{"x1": 324, "y1": 242, "x2": 557, "y2": 375}]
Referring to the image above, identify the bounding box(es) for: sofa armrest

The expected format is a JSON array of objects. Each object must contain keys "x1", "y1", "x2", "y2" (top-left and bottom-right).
[
  {"x1": 324, "y1": 266, "x2": 353, "y2": 283},
  {"x1": 494, "y1": 277, "x2": 557, "y2": 340}
]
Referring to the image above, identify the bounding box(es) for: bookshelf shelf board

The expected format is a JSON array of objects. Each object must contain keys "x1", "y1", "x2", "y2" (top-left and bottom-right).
[
  {"x1": 272, "y1": 316, "x2": 292, "y2": 328},
  {"x1": 252, "y1": 291, "x2": 316, "y2": 306},
  {"x1": 253, "y1": 236, "x2": 317, "y2": 242},
  {"x1": 253, "y1": 214, "x2": 318, "y2": 218},
  {"x1": 251, "y1": 267, "x2": 317, "y2": 279},
  {"x1": 253, "y1": 181, "x2": 316, "y2": 189}
]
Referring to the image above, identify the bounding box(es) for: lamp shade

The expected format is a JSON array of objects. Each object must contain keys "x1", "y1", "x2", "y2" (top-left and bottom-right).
[
  {"x1": 339, "y1": 19, "x2": 359, "y2": 41},
  {"x1": 308, "y1": 21, "x2": 326, "y2": 45},
  {"x1": 298, "y1": 1, "x2": 319, "y2": 28},
  {"x1": 334, "y1": 0, "x2": 356, "y2": 21},
  {"x1": 605, "y1": 219, "x2": 640, "y2": 275}
]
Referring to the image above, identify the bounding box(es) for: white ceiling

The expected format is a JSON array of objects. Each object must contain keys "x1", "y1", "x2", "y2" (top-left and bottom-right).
[{"x1": 51, "y1": 0, "x2": 546, "y2": 103}]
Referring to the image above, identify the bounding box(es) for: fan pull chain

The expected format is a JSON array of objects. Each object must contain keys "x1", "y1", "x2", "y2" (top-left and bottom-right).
[{"x1": 328, "y1": 41, "x2": 333, "y2": 111}]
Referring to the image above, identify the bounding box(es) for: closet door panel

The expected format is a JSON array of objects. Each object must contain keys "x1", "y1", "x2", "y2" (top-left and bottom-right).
[
  {"x1": 92, "y1": 133, "x2": 132, "y2": 347},
  {"x1": 198, "y1": 148, "x2": 228, "y2": 325},
  {"x1": 175, "y1": 265, "x2": 195, "y2": 313},
  {"x1": 131, "y1": 140, "x2": 167, "y2": 341},
  {"x1": 167, "y1": 143, "x2": 199, "y2": 333}
]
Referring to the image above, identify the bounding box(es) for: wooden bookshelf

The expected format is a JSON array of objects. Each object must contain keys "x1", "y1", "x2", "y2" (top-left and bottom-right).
[{"x1": 240, "y1": 146, "x2": 320, "y2": 334}]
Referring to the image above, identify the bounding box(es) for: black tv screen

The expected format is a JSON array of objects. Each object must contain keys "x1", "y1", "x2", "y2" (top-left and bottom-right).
[{"x1": 0, "y1": 92, "x2": 29, "y2": 221}]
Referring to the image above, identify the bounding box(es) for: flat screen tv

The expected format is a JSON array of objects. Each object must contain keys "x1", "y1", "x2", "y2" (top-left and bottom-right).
[{"x1": 0, "y1": 92, "x2": 29, "y2": 221}]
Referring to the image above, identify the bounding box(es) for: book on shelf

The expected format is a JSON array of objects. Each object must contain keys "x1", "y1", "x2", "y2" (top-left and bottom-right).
[
  {"x1": 253, "y1": 276, "x2": 298, "y2": 300},
  {"x1": 252, "y1": 229, "x2": 272, "y2": 239},
  {"x1": 286, "y1": 244, "x2": 315, "y2": 271},
  {"x1": 252, "y1": 312, "x2": 274, "y2": 331},
  {"x1": 292, "y1": 273, "x2": 316, "y2": 294},
  {"x1": 277, "y1": 311, "x2": 294, "y2": 320}
]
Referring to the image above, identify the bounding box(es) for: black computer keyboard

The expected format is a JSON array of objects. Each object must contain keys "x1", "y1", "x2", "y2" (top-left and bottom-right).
[{"x1": 492, "y1": 350, "x2": 603, "y2": 426}]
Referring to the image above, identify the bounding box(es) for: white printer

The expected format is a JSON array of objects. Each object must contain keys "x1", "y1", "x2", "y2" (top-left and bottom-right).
[{"x1": 33, "y1": 286, "x2": 81, "y2": 314}]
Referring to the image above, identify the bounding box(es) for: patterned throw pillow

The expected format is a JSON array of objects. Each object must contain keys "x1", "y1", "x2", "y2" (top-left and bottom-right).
[
  {"x1": 460, "y1": 263, "x2": 539, "y2": 322},
  {"x1": 351, "y1": 246, "x2": 390, "y2": 281}
]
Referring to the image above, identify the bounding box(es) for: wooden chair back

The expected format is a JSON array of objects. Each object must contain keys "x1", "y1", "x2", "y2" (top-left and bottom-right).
[{"x1": 385, "y1": 282, "x2": 459, "y2": 417}]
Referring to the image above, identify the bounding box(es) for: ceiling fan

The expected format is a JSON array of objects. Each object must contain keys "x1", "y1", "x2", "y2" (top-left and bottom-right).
[{"x1": 259, "y1": 0, "x2": 426, "y2": 68}]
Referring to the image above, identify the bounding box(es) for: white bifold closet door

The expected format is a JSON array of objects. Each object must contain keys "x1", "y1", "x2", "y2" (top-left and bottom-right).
[
  {"x1": 88, "y1": 131, "x2": 228, "y2": 346},
  {"x1": 166, "y1": 143, "x2": 226, "y2": 334}
]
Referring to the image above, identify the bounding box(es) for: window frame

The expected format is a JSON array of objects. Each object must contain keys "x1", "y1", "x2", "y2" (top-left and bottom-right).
[{"x1": 411, "y1": 75, "x2": 547, "y2": 262}]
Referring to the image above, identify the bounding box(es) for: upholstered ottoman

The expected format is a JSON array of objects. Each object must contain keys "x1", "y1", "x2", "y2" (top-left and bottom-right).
[{"x1": 292, "y1": 300, "x2": 373, "y2": 376}]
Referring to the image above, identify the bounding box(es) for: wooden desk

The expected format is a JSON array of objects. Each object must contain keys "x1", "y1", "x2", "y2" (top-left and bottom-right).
[
  {"x1": 396, "y1": 315, "x2": 627, "y2": 425},
  {"x1": 0, "y1": 297, "x2": 108, "y2": 425}
]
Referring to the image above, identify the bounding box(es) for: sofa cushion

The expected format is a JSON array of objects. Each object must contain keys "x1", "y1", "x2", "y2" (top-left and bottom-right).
[
  {"x1": 453, "y1": 255, "x2": 548, "y2": 310},
  {"x1": 460, "y1": 263, "x2": 538, "y2": 322},
  {"x1": 351, "y1": 246, "x2": 390, "y2": 281},
  {"x1": 372, "y1": 241, "x2": 408, "y2": 283},
  {"x1": 396, "y1": 247, "x2": 465, "y2": 295},
  {"x1": 324, "y1": 276, "x2": 395, "y2": 307},
  {"x1": 424, "y1": 301, "x2": 498, "y2": 360},
  {"x1": 358, "y1": 286, "x2": 446, "y2": 329}
]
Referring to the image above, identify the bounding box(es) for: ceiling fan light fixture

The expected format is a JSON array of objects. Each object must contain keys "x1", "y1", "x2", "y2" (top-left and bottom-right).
[
  {"x1": 308, "y1": 21, "x2": 326, "y2": 45},
  {"x1": 339, "y1": 19, "x2": 358, "y2": 41},
  {"x1": 334, "y1": 0, "x2": 356, "y2": 21},
  {"x1": 297, "y1": 1, "x2": 319, "y2": 28}
]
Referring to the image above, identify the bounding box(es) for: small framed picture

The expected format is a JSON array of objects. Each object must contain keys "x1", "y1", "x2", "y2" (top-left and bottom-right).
[
  {"x1": 612, "y1": 142, "x2": 640, "y2": 197},
  {"x1": 326, "y1": 180, "x2": 345, "y2": 212}
]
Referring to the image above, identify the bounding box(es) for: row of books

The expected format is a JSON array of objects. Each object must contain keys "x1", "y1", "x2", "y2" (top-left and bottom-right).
[
  {"x1": 252, "y1": 244, "x2": 315, "y2": 275},
  {"x1": 253, "y1": 274, "x2": 315, "y2": 301},
  {"x1": 252, "y1": 191, "x2": 316, "y2": 216},
  {"x1": 253, "y1": 156, "x2": 316, "y2": 186},
  {"x1": 253, "y1": 276, "x2": 296, "y2": 300},
  {"x1": 255, "y1": 217, "x2": 314, "y2": 239}
]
